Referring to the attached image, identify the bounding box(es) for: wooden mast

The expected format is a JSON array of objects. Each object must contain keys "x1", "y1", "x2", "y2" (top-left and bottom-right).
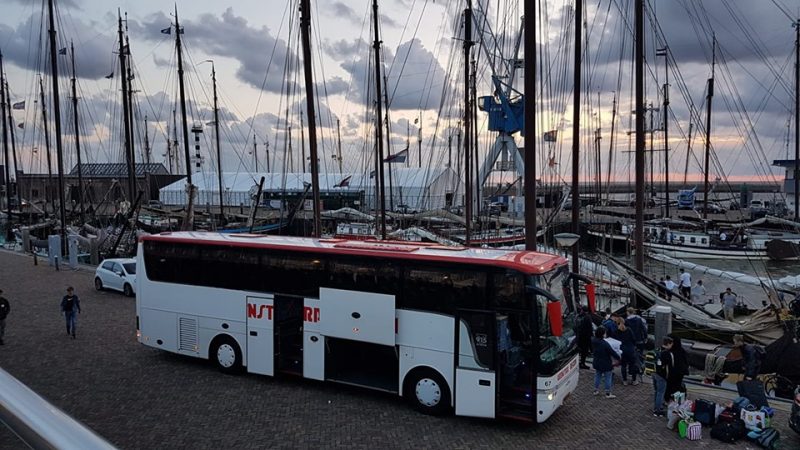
[
  {"x1": 370, "y1": 0, "x2": 387, "y2": 239},
  {"x1": 702, "y1": 37, "x2": 715, "y2": 221},
  {"x1": 524, "y1": 0, "x2": 537, "y2": 250},
  {"x1": 634, "y1": 0, "x2": 646, "y2": 277},
  {"x1": 571, "y1": 0, "x2": 583, "y2": 279},
  {"x1": 39, "y1": 77, "x2": 53, "y2": 213},
  {"x1": 210, "y1": 61, "x2": 224, "y2": 224},
  {"x1": 463, "y1": 4, "x2": 473, "y2": 245},
  {"x1": 69, "y1": 41, "x2": 85, "y2": 223},
  {"x1": 117, "y1": 11, "x2": 135, "y2": 203},
  {"x1": 174, "y1": 7, "x2": 194, "y2": 230},
  {"x1": 300, "y1": 0, "x2": 322, "y2": 237},
  {"x1": 0, "y1": 51, "x2": 12, "y2": 242},
  {"x1": 47, "y1": 0, "x2": 67, "y2": 252}
]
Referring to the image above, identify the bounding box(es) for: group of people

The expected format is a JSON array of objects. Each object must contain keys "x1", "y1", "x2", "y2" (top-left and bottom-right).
[
  {"x1": 658, "y1": 268, "x2": 696, "y2": 300},
  {"x1": 0, "y1": 286, "x2": 82, "y2": 344},
  {"x1": 575, "y1": 306, "x2": 649, "y2": 398}
]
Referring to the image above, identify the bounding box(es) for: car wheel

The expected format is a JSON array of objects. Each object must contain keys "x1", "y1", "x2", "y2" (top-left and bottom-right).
[
  {"x1": 210, "y1": 336, "x2": 242, "y2": 374},
  {"x1": 123, "y1": 283, "x2": 134, "y2": 297},
  {"x1": 94, "y1": 277, "x2": 103, "y2": 291},
  {"x1": 404, "y1": 368, "x2": 451, "y2": 416}
]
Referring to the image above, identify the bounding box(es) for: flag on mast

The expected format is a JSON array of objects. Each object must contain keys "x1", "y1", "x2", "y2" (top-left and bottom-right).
[
  {"x1": 160, "y1": 26, "x2": 171, "y2": 35},
  {"x1": 384, "y1": 149, "x2": 408, "y2": 164}
]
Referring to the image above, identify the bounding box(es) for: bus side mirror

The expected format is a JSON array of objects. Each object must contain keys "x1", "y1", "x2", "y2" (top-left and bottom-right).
[
  {"x1": 585, "y1": 283, "x2": 596, "y2": 313},
  {"x1": 546, "y1": 301, "x2": 563, "y2": 337}
]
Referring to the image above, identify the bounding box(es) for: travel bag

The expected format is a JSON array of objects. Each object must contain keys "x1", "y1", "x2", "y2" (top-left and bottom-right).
[
  {"x1": 693, "y1": 398, "x2": 717, "y2": 426},
  {"x1": 710, "y1": 419, "x2": 747, "y2": 443},
  {"x1": 686, "y1": 421, "x2": 702, "y2": 441}
]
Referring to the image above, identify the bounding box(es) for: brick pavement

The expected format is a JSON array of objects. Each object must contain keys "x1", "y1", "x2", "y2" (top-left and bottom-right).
[{"x1": 0, "y1": 249, "x2": 798, "y2": 449}]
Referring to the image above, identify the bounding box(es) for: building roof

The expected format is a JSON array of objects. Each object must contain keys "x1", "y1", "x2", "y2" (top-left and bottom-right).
[{"x1": 69, "y1": 163, "x2": 170, "y2": 177}]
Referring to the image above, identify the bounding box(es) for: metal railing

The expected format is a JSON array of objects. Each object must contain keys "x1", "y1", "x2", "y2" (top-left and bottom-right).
[{"x1": 0, "y1": 366, "x2": 116, "y2": 450}]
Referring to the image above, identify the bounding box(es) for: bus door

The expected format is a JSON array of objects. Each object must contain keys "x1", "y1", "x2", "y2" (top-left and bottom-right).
[
  {"x1": 274, "y1": 295, "x2": 304, "y2": 376},
  {"x1": 495, "y1": 309, "x2": 537, "y2": 422},
  {"x1": 246, "y1": 296, "x2": 274, "y2": 376},
  {"x1": 454, "y1": 309, "x2": 496, "y2": 418}
]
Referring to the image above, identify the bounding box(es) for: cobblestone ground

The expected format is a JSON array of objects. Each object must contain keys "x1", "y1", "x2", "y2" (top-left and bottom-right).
[{"x1": 0, "y1": 250, "x2": 798, "y2": 449}]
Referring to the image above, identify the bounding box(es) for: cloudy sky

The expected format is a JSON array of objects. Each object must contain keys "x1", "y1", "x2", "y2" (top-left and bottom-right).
[{"x1": 0, "y1": 0, "x2": 798, "y2": 191}]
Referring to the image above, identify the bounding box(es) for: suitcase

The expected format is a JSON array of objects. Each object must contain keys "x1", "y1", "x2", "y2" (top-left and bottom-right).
[
  {"x1": 694, "y1": 398, "x2": 717, "y2": 426},
  {"x1": 718, "y1": 408, "x2": 738, "y2": 423},
  {"x1": 687, "y1": 421, "x2": 702, "y2": 441}
]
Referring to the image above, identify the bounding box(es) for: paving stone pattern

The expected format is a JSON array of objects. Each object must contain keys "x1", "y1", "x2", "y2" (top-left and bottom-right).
[{"x1": 0, "y1": 250, "x2": 798, "y2": 449}]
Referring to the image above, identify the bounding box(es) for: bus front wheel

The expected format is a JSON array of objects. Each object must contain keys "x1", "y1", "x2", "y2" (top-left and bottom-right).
[
  {"x1": 210, "y1": 336, "x2": 242, "y2": 374},
  {"x1": 404, "y1": 368, "x2": 451, "y2": 416}
]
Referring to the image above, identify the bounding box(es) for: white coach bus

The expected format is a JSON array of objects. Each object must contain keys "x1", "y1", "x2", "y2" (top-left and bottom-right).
[{"x1": 136, "y1": 232, "x2": 580, "y2": 423}]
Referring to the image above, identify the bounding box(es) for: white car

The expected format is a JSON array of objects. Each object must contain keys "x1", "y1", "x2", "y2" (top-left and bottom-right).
[{"x1": 94, "y1": 258, "x2": 137, "y2": 297}]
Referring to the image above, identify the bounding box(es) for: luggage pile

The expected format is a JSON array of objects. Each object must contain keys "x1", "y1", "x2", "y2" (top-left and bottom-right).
[{"x1": 661, "y1": 380, "x2": 785, "y2": 448}]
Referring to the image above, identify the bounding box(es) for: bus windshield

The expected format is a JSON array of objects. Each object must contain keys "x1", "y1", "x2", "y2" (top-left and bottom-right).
[{"x1": 530, "y1": 266, "x2": 578, "y2": 376}]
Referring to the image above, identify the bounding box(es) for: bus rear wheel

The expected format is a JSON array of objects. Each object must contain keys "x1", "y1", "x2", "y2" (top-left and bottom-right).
[
  {"x1": 210, "y1": 336, "x2": 242, "y2": 374},
  {"x1": 404, "y1": 368, "x2": 451, "y2": 416}
]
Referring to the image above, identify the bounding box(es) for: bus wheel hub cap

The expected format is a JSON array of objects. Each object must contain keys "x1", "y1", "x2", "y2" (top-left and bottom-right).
[
  {"x1": 217, "y1": 344, "x2": 236, "y2": 367},
  {"x1": 415, "y1": 378, "x2": 441, "y2": 407}
]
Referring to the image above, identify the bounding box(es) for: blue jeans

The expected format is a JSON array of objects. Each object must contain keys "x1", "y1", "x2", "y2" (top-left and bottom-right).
[
  {"x1": 65, "y1": 312, "x2": 77, "y2": 336},
  {"x1": 653, "y1": 374, "x2": 667, "y2": 413},
  {"x1": 594, "y1": 370, "x2": 613, "y2": 393}
]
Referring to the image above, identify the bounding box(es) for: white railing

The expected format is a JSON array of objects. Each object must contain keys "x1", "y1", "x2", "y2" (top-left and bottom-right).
[{"x1": 0, "y1": 366, "x2": 116, "y2": 450}]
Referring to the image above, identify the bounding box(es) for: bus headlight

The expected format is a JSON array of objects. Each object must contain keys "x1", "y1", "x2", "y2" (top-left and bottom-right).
[{"x1": 547, "y1": 392, "x2": 555, "y2": 401}]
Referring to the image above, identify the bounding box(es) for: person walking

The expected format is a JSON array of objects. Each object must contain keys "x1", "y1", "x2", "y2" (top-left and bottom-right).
[
  {"x1": 592, "y1": 326, "x2": 620, "y2": 399},
  {"x1": 679, "y1": 268, "x2": 692, "y2": 298},
  {"x1": 575, "y1": 306, "x2": 593, "y2": 370},
  {"x1": 625, "y1": 307, "x2": 647, "y2": 382},
  {"x1": 0, "y1": 289, "x2": 10, "y2": 345},
  {"x1": 602, "y1": 313, "x2": 619, "y2": 339},
  {"x1": 691, "y1": 280, "x2": 707, "y2": 305},
  {"x1": 721, "y1": 288, "x2": 737, "y2": 322},
  {"x1": 653, "y1": 336, "x2": 674, "y2": 417},
  {"x1": 664, "y1": 276, "x2": 677, "y2": 300},
  {"x1": 60, "y1": 287, "x2": 81, "y2": 339},
  {"x1": 615, "y1": 317, "x2": 640, "y2": 386}
]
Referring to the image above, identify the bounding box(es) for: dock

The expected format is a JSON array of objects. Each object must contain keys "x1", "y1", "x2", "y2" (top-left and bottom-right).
[{"x1": 0, "y1": 250, "x2": 797, "y2": 448}]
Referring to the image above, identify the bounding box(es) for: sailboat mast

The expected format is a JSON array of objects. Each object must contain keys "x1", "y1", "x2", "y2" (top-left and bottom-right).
[
  {"x1": 703, "y1": 37, "x2": 715, "y2": 221},
  {"x1": 144, "y1": 115, "x2": 151, "y2": 164},
  {"x1": 634, "y1": 0, "x2": 646, "y2": 275},
  {"x1": 383, "y1": 74, "x2": 393, "y2": 212},
  {"x1": 463, "y1": 4, "x2": 473, "y2": 245},
  {"x1": 253, "y1": 134, "x2": 258, "y2": 172},
  {"x1": 117, "y1": 11, "x2": 135, "y2": 202},
  {"x1": 125, "y1": 32, "x2": 137, "y2": 180},
  {"x1": 794, "y1": 19, "x2": 799, "y2": 220},
  {"x1": 174, "y1": 8, "x2": 192, "y2": 186},
  {"x1": 370, "y1": 0, "x2": 387, "y2": 239},
  {"x1": 300, "y1": 111, "x2": 306, "y2": 173},
  {"x1": 47, "y1": 0, "x2": 67, "y2": 250},
  {"x1": 210, "y1": 62, "x2": 224, "y2": 222},
  {"x1": 300, "y1": 0, "x2": 322, "y2": 238},
  {"x1": 336, "y1": 119, "x2": 343, "y2": 172},
  {"x1": 69, "y1": 42, "x2": 84, "y2": 223},
  {"x1": 4, "y1": 80, "x2": 19, "y2": 211},
  {"x1": 570, "y1": 0, "x2": 582, "y2": 276},
  {"x1": 524, "y1": 0, "x2": 537, "y2": 249},
  {"x1": 662, "y1": 48, "x2": 670, "y2": 218},
  {"x1": 0, "y1": 51, "x2": 12, "y2": 241},
  {"x1": 39, "y1": 77, "x2": 53, "y2": 210}
]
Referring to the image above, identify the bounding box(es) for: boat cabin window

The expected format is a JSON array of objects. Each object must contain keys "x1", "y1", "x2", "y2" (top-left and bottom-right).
[
  {"x1": 701, "y1": 238, "x2": 707, "y2": 244},
  {"x1": 690, "y1": 237, "x2": 696, "y2": 244},
  {"x1": 679, "y1": 236, "x2": 685, "y2": 243}
]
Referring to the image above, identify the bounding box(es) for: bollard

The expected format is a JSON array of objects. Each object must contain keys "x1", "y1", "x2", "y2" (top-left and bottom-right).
[
  {"x1": 33, "y1": 251, "x2": 38, "y2": 266},
  {"x1": 653, "y1": 305, "x2": 673, "y2": 347},
  {"x1": 55, "y1": 256, "x2": 60, "y2": 271}
]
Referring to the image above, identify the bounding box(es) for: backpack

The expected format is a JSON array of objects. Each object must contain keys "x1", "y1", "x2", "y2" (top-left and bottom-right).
[
  {"x1": 710, "y1": 419, "x2": 747, "y2": 443},
  {"x1": 754, "y1": 427, "x2": 780, "y2": 450}
]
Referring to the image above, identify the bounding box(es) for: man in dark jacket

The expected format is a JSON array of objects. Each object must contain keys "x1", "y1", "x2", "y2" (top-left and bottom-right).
[
  {"x1": 734, "y1": 334, "x2": 763, "y2": 380},
  {"x1": 653, "y1": 336, "x2": 674, "y2": 416},
  {"x1": 575, "y1": 306, "x2": 593, "y2": 369},
  {"x1": 60, "y1": 287, "x2": 81, "y2": 339},
  {"x1": 0, "y1": 289, "x2": 10, "y2": 345}
]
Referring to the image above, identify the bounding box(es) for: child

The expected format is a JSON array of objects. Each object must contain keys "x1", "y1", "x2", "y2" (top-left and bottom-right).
[
  {"x1": 592, "y1": 326, "x2": 620, "y2": 398},
  {"x1": 653, "y1": 336, "x2": 674, "y2": 416}
]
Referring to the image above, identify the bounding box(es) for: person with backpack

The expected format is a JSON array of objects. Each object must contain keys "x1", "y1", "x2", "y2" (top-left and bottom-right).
[
  {"x1": 592, "y1": 326, "x2": 620, "y2": 399},
  {"x1": 575, "y1": 306, "x2": 593, "y2": 370},
  {"x1": 60, "y1": 286, "x2": 81, "y2": 339},
  {"x1": 653, "y1": 336, "x2": 674, "y2": 416},
  {"x1": 615, "y1": 317, "x2": 640, "y2": 386},
  {"x1": 601, "y1": 313, "x2": 619, "y2": 339},
  {"x1": 733, "y1": 334, "x2": 764, "y2": 380},
  {"x1": 666, "y1": 335, "x2": 690, "y2": 401},
  {"x1": 625, "y1": 307, "x2": 647, "y2": 382}
]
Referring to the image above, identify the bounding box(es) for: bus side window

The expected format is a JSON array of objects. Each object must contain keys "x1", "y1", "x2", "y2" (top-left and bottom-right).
[{"x1": 402, "y1": 265, "x2": 485, "y2": 312}]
